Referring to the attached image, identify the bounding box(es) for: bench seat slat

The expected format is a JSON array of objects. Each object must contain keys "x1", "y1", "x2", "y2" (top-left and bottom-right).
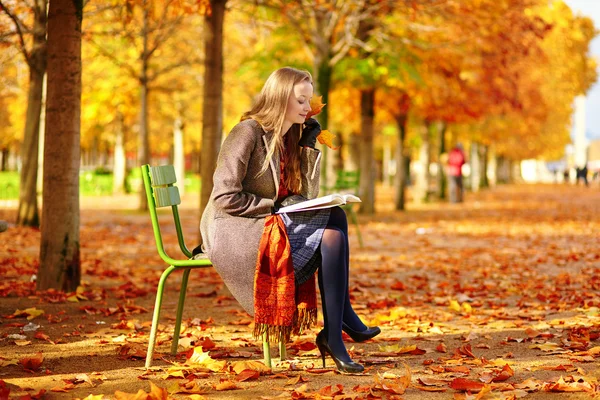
[
  {"x1": 154, "y1": 186, "x2": 181, "y2": 207},
  {"x1": 150, "y1": 165, "x2": 177, "y2": 186}
]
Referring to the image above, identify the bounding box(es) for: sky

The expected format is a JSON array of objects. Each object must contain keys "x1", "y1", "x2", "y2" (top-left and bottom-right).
[{"x1": 564, "y1": 0, "x2": 600, "y2": 140}]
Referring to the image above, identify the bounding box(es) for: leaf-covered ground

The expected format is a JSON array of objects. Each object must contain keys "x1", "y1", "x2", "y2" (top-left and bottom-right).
[{"x1": 1, "y1": 183, "x2": 599, "y2": 399}]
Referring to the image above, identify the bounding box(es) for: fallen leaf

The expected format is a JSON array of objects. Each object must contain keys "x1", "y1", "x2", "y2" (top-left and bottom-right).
[
  {"x1": 436, "y1": 342, "x2": 447, "y2": 353},
  {"x1": 450, "y1": 378, "x2": 485, "y2": 392},
  {"x1": 306, "y1": 96, "x2": 325, "y2": 120},
  {"x1": 20, "y1": 352, "x2": 44, "y2": 371},
  {"x1": 231, "y1": 360, "x2": 271, "y2": 374},
  {"x1": 316, "y1": 130, "x2": 340, "y2": 150},
  {"x1": 318, "y1": 384, "x2": 344, "y2": 396},
  {"x1": 10, "y1": 307, "x2": 45, "y2": 320},
  {"x1": 214, "y1": 380, "x2": 239, "y2": 391},
  {"x1": 236, "y1": 369, "x2": 260, "y2": 381}
]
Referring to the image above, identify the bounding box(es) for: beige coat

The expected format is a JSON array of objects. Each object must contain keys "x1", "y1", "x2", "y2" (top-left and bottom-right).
[{"x1": 200, "y1": 119, "x2": 322, "y2": 315}]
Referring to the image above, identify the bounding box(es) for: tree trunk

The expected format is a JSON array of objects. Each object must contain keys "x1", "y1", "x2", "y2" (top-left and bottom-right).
[
  {"x1": 415, "y1": 122, "x2": 431, "y2": 203},
  {"x1": 394, "y1": 114, "x2": 408, "y2": 211},
  {"x1": 358, "y1": 88, "x2": 375, "y2": 214},
  {"x1": 315, "y1": 58, "x2": 334, "y2": 188},
  {"x1": 38, "y1": 0, "x2": 82, "y2": 291},
  {"x1": 1, "y1": 148, "x2": 8, "y2": 171},
  {"x1": 437, "y1": 123, "x2": 446, "y2": 200},
  {"x1": 383, "y1": 138, "x2": 392, "y2": 186},
  {"x1": 200, "y1": 0, "x2": 226, "y2": 220},
  {"x1": 16, "y1": 0, "x2": 47, "y2": 227},
  {"x1": 481, "y1": 144, "x2": 489, "y2": 188},
  {"x1": 137, "y1": 1, "x2": 151, "y2": 211},
  {"x1": 496, "y1": 156, "x2": 507, "y2": 184},
  {"x1": 470, "y1": 142, "x2": 480, "y2": 192},
  {"x1": 488, "y1": 147, "x2": 497, "y2": 187},
  {"x1": 36, "y1": 73, "x2": 47, "y2": 194},
  {"x1": 347, "y1": 132, "x2": 360, "y2": 171},
  {"x1": 113, "y1": 111, "x2": 126, "y2": 194},
  {"x1": 173, "y1": 113, "x2": 185, "y2": 196}
]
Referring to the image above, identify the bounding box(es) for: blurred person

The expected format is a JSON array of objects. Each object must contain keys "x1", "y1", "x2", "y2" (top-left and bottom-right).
[
  {"x1": 447, "y1": 143, "x2": 466, "y2": 203},
  {"x1": 576, "y1": 165, "x2": 589, "y2": 187},
  {"x1": 200, "y1": 67, "x2": 379, "y2": 373},
  {"x1": 563, "y1": 169, "x2": 570, "y2": 184}
]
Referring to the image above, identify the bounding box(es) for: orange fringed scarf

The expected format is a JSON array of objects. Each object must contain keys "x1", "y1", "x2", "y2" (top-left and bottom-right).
[{"x1": 253, "y1": 214, "x2": 317, "y2": 343}]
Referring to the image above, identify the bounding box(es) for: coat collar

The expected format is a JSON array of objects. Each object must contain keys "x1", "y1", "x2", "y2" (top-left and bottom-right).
[{"x1": 261, "y1": 134, "x2": 279, "y2": 201}]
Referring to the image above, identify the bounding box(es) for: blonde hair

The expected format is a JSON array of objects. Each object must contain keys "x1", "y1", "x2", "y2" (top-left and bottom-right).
[{"x1": 241, "y1": 67, "x2": 313, "y2": 193}]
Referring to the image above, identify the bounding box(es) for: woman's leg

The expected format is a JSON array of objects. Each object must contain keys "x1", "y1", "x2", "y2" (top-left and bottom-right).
[
  {"x1": 319, "y1": 226, "x2": 352, "y2": 361},
  {"x1": 326, "y1": 207, "x2": 367, "y2": 332}
]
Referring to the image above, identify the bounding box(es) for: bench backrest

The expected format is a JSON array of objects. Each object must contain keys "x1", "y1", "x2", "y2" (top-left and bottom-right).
[
  {"x1": 333, "y1": 170, "x2": 360, "y2": 194},
  {"x1": 141, "y1": 164, "x2": 192, "y2": 259}
]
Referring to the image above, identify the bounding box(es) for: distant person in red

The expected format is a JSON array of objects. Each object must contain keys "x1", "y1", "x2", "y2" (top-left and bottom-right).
[{"x1": 447, "y1": 144, "x2": 466, "y2": 203}]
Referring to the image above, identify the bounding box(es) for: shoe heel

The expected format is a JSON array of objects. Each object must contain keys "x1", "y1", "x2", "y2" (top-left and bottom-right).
[{"x1": 316, "y1": 343, "x2": 327, "y2": 368}]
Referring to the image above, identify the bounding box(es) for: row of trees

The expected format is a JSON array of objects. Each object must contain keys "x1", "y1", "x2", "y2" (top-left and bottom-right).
[{"x1": 0, "y1": 0, "x2": 597, "y2": 289}]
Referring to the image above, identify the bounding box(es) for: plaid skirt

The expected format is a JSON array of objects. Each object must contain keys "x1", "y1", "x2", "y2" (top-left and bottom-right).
[{"x1": 279, "y1": 207, "x2": 331, "y2": 285}]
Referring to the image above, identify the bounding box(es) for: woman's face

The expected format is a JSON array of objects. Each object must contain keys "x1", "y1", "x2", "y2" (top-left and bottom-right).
[{"x1": 284, "y1": 80, "x2": 313, "y2": 128}]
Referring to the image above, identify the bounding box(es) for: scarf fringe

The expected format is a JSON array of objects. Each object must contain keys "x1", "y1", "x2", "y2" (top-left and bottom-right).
[
  {"x1": 292, "y1": 307, "x2": 317, "y2": 336},
  {"x1": 254, "y1": 307, "x2": 317, "y2": 343}
]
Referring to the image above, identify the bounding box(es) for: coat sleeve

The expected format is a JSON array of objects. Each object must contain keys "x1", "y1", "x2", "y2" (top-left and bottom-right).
[
  {"x1": 299, "y1": 146, "x2": 321, "y2": 199},
  {"x1": 212, "y1": 123, "x2": 275, "y2": 217}
]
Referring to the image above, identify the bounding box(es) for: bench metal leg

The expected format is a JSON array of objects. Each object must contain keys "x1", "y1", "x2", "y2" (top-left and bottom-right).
[
  {"x1": 263, "y1": 333, "x2": 272, "y2": 369},
  {"x1": 146, "y1": 265, "x2": 176, "y2": 368},
  {"x1": 347, "y1": 207, "x2": 364, "y2": 248},
  {"x1": 171, "y1": 268, "x2": 191, "y2": 355},
  {"x1": 279, "y1": 334, "x2": 286, "y2": 361}
]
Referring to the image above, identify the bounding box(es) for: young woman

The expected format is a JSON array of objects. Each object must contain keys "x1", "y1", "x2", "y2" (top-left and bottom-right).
[{"x1": 200, "y1": 67, "x2": 380, "y2": 373}]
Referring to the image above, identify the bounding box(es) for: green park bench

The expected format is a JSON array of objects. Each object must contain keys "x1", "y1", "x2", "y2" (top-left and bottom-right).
[
  {"x1": 141, "y1": 164, "x2": 284, "y2": 369},
  {"x1": 323, "y1": 170, "x2": 364, "y2": 248}
]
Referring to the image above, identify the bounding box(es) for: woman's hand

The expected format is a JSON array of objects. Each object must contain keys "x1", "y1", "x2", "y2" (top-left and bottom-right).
[{"x1": 298, "y1": 118, "x2": 321, "y2": 148}]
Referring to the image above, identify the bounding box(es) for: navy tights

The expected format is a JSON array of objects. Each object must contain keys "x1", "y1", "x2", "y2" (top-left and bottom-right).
[{"x1": 318, "y1": 207, "x2": 366, "y2": 361}]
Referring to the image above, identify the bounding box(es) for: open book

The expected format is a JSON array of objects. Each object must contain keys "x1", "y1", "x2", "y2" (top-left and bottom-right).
[{"x1": 276, "y1": 194, "x2": 361, "y2": 214}]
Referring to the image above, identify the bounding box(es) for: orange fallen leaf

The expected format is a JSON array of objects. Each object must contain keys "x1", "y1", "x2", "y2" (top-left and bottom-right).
[
  {"x1": 318, "y1": 384, "x2": 344, "y2": 396},
  {"x1": 236, "y1": 369, "x2": 260, "y2": 382},
  {"x1": 198, "y1": 337, "x2": 216, "y2": 350},
  {"x1": 418, "y1": 377, "x2": 448, "y2": 387},
  {"x1": 286, "y1": 375, "x2": 309, "y2": 385},
  {"x1": 115, "y1": 389, "x2": 151, "y2": 400},
  {"x1": 20, "y1": 352, "x2": 44, "y2": 371},
  {"x1": 449, "y1": 377, "x2": 485, "y2": 392},
  {"x1": 543, "y1": 376, "x2": 595, "y2": 393},
  {"x1": 115, "y1": 382, "x2": 168, "y2": 400},
  {"x1": 214, "y1": 380, "x2": 239, "y2": 391},
  {"x1": 51, "y1": 385, "x2": 74, "y2": 393},
  {"x1": 436, "y1": 342, "x2": 447, "y2": 353},
  {"x1": 316, "y1": 130, "x2": 339, "y2": 150},
  {"x1": 457, "y1": 344, "x2": 477, "y2": 358},
  {"x1": 231, "y1": 360, "x2": 271, "y2": 374},
  {"x1": 492, "y1": 364, "x2": 514, "y2": 382},
  {"x1": 445, "y1": 366, "x2": 470, "y2": 375},
  {"x1": 34, "y1": 331, "x2": 55, "y2": 344},
  {"x1": 306, "y1": 96, "x2": 325, "y2": 120}
]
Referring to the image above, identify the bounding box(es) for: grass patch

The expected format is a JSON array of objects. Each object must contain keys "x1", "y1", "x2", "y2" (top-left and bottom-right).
[{"x1": 0, "y1": 170, "x2": 201, "y2": 199}]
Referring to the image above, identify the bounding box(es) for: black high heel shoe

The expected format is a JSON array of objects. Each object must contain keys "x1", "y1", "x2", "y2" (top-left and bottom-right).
[
  {"x1": 316, "y1": 330, "x2": 364, "y2": 373},
  {"x1": 342, "y1": 322, "x2": 381, "y2": 342}
]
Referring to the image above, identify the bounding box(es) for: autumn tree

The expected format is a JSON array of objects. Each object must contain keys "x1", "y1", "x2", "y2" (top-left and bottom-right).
[
  {"x1": 85, "y1": 0, "x2": 204, "y2": 210},
  {"x1": 37, "y1": 0, "x2": 82, "y2": 291},
  {"x1": 0, "y1": 50, "x2": 21, "y2": 171},
  {"x1": 253, "y1": 0, "x2": 398, "y2": 185},
  {"x1": 200, "y1": 0, "x2": 226, "y2": 219},
  {"x1": 0, "y1": 0, "x2": 47, "y2": 226}
]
